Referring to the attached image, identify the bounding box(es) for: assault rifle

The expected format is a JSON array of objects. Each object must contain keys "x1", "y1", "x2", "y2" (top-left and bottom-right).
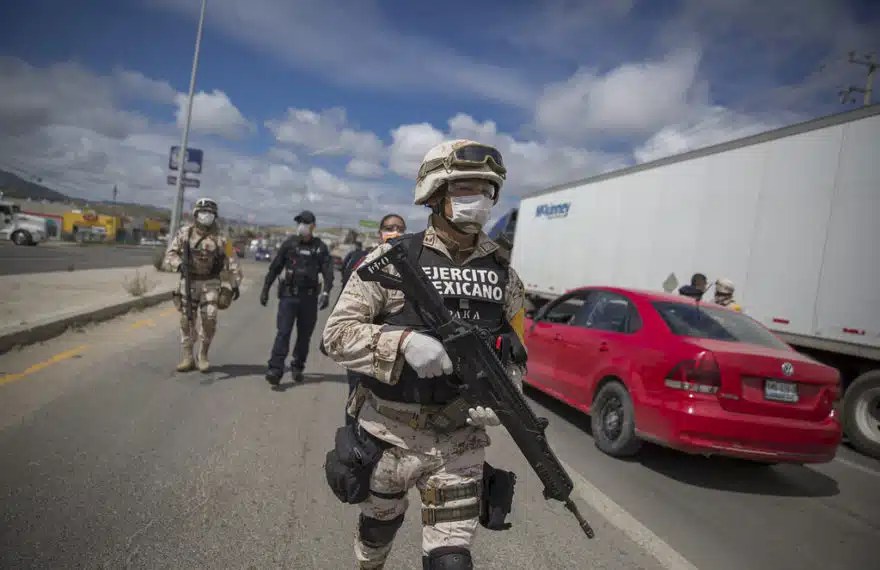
[
  {"x1": 357, "y1": 242, "x2": 595, "y2": 539},
  {"x1": 182, "y1": 229, "x2": 195, "y2": 325}
]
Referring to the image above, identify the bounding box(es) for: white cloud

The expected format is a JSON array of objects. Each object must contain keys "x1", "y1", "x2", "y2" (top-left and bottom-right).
[
  {"x1": 535, "y1": 48, "x2": 707, "y2": 142},
  {"x1": 388, "y1": 114, "x2": 628, "y2": 197},
  {"x1": 633, "y1": 107, "x2": 790, "y2": 163},
  {"x1": 265, "y1": 107, "x2": 385, "y2": 176},
  {"x1": 345, "y1": 159, "x2": 384, "y2": 178},
  {"x1": 175, "y1": 89, "x2": 255, "y2": 140}
]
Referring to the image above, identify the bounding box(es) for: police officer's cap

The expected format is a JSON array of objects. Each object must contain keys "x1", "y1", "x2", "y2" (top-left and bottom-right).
[{"x1": 295, "y1": 210, "x2": 316, "y2": 224}]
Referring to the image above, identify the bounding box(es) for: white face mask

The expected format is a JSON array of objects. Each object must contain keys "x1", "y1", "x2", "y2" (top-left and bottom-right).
[
  {"x1": 448, "y1": 194, "x2": 492, "y2": 233},
  {"x1": 196, "y1": 211, "x2": 215, "y2": 226},
  {"x1": 297, "y1": 223, "x2": 312, "y2": 237}
]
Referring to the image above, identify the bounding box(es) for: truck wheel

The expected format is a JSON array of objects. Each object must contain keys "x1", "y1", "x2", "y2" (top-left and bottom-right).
[
  {"x1": 11, "y1": 230, "x2": 31, "y2": 245},
  {"x1": 842, "y1": 370, "x2": 880, "y2": 460},
  {"x1": 591, "y1": 380, "x2": 643, "y2": 457}
]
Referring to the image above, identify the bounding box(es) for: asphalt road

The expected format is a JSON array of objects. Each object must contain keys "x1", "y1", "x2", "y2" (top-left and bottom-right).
[
  {"x1": 0, "y1": 241, "x2": 165, "y2": 275},
  {"x1": 0, "y1": 275, "x2": 876, "y2": 570}
]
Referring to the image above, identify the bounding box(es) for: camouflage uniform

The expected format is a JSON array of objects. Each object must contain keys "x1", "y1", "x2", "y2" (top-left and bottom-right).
[
  {"x1": 713, "y1": 278, "x2": 742, "y2": 312},
  {"x1": 164, "y1": 223, "x2": 243, "y2": 371},
  {"x1": 322, "y1": 223, "x2": 527, "y2": 569}
]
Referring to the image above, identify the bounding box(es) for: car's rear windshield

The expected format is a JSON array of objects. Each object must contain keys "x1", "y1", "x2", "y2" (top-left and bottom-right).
[{"x1": 652, "y1": 301, "x2": 790, "y2": 350}]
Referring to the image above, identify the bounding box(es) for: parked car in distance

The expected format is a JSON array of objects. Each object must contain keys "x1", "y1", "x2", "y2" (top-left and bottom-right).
[
  {"x1": 255, "y1": 247, "x2": 273, "y2": 262},
  {"x1": 522, "y1": 286, "x2": 843, "y2": 465}
]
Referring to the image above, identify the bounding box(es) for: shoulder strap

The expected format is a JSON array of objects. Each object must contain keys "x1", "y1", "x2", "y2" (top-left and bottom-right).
[
  {"x1": 404, "y1": 230, "x2": 426, "y2": 262},
  {"x1": 493, "y1": 246, "x2": 511, "y2": 267}
]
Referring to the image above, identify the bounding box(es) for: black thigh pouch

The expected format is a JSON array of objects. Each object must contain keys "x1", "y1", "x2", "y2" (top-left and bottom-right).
[
  {"x1": 480, "y1": 462, "x2": 517, "y2": 531},
  {"x1": 324, "y1": 423, "x2": 390, "y2": 504}
]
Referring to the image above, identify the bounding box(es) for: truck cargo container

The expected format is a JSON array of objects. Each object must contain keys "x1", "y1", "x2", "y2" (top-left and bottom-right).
[{"x1": 489, "y1": 104, "x2": 880, "y2": 460}]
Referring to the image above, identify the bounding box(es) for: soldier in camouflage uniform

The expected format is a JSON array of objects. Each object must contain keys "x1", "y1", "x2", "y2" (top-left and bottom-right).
[
  {"x1": 322, "y1": 140, "x2": 528, "y2": 570},
  {"x1": 713, "y1": 277, "x2": 743, "y2": 312},
  {"x1": 164, "y1": 198, "x2": 243, "y2": 372}
]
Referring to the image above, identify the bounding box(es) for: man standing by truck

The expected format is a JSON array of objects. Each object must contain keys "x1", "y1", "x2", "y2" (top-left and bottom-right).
[{"x1": 678, "y1": 273, "x2": 708, "y2": 300}]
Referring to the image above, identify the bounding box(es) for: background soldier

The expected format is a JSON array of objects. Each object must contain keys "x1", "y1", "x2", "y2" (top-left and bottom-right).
[
  {"x1": 713, "y1": 277, "x2": 743, "y2": 311},
  {"x1": 163, "y1": 197, "x2": 242, "y2": 373},
  {"x1": 322, "y1": 139, "x2": 529, "y2": 570},
  {"x1": 261, "y1": 210, "x2": 333, "y2": 385}
]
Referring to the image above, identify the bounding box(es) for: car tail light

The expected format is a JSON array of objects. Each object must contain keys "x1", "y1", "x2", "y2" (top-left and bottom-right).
[{"x1": 664, "y1": 350, "x2": 721, "y2": 395}]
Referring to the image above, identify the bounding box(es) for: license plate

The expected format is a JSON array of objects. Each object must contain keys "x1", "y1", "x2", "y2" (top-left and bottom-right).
[{"x1": 764, "y1": 379, "x2": 799, "y2": 403}]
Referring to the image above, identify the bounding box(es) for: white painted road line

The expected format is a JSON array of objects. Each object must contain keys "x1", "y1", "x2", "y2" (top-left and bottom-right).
[
  {"x1": 834, "y1": 457, "x2": 880, "y2": 478},
  {"x1": 562, "y1": 459, "x2": 701, "y2": 570}
]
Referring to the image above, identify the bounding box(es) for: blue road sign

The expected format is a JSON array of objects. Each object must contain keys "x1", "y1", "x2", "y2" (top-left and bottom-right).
[
  {"x1": 168, "y1": 146, "x2": 204, "y2": 174},
  {"x1": 167, "y1": 175, "x2": 201, "y2": 189}
]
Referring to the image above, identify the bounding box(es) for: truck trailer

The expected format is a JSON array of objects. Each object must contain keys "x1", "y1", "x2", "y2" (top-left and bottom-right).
[{"x1": 489, "y1": 104, "x2": 880, "y2": 460}]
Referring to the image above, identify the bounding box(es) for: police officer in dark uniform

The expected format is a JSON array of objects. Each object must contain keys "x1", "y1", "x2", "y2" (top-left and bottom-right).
[{"x1": 260, "y1": 210, "x2": 333, "y2": 385}]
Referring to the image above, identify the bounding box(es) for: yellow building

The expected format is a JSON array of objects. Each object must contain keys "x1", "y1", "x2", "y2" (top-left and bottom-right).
[{"x1": 62, "y1": 210, "x2": 121, "y2": 240}]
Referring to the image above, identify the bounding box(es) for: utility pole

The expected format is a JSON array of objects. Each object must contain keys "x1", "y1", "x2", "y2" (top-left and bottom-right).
[
  {"x1": 112, "y1": 184, "x2": 118, "y2": 203},
  {"x1": 168, "y1": 0, "x2": 207, "y2": 241},
  {"x1": 838, "y1": 51, "x2": 876, "y2": 106}
]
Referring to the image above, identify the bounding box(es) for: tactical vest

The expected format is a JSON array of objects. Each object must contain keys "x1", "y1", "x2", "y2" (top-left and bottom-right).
[
  {"x1": 281, "y1": 237, "x2": 324, "y2": 294},
  {"x1": 360, "y1": 231, "x2": 509, "y2": 405},
  {"x1": 186, "y1": 227, "x2": 224, "y2": 279}
]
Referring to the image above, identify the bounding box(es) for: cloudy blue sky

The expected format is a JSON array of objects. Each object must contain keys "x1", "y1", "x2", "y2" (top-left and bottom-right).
[{"x1": 0, "y1": 0, "x2": 877, "y2": 228}]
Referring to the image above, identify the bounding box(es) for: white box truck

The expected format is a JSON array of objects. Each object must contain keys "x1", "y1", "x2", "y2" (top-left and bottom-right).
[{"x1": 489, "y1": 104, "x2": 880, "y2": 460}]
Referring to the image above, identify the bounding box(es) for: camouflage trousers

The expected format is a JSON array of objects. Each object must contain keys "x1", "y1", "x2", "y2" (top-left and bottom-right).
[
  {"x1": 351, "y1": 394, "x2": 490, "y2": 569},
  {"x1": 174, "y1": 278, "x2": 221, "y2": 350}
]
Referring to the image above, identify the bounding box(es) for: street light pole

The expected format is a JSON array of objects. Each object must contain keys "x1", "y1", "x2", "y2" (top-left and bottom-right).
[{"x1": 168, "y1": 0, "x2": 207, "y2": 241}]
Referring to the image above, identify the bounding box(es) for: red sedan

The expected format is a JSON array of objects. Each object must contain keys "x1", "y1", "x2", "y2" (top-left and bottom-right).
[{"x1": 523, "y1": 286, "x2": 842, "y2": 464}]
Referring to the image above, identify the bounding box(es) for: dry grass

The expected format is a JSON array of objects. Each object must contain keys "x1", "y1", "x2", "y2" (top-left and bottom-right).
[
  {"x1": 153, "y1": 250, "x2": 166, "y2": 272},
  {"x1": 122, "y1": 270, "x2": 155, "y2": 297}
]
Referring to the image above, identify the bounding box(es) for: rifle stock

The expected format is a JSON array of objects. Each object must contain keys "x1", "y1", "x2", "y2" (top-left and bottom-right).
[{"x1": 356, "y1": 242, "x2": 594, "y2": 539}]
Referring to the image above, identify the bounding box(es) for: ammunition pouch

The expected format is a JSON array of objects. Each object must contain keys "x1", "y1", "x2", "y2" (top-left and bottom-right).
[
  {"x1": 479, "y1": 462, "x2": 516, "y2": 531},
  {"x1": 217, "y1": 285, "x2": 234, "y2": 310},
  {"x1": 324, "y1": 423, "x2": 391, "y2": 504}
]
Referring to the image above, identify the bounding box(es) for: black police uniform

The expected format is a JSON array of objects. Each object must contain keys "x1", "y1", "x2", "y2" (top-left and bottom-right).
[{"x1": 262, "y1": 212, "x2": 333, "y2": 384}]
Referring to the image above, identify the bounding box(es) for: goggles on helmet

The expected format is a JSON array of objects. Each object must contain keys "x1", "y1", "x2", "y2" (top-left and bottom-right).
[{"x1": 417, "y1": 143, "x2": 507, "y2": 183}]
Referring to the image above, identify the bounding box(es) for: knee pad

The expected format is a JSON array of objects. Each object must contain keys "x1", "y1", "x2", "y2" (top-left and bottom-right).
[
  {"x1": 358, "y1": 513, "x2": 404, "y2": 548},
  {"x1": 422, "y1": 546, "x2": 473, "y2": 570}
]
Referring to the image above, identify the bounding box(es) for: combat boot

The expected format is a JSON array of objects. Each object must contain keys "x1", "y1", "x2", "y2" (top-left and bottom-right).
[
  {"x1": 197, "y1": 344, "x2": 211, "y2": 372},
  {"x1": 177, "y1": 347, "x2": 196, "y2": 372}
]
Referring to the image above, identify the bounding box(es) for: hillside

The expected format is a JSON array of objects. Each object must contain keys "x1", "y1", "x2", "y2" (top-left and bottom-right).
[{"x1": 0, "y1": 169, "x2": 173, "y2": 221}]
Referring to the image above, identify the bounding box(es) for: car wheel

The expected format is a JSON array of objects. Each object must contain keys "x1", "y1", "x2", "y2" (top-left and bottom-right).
[
  {"x1": 11, "y1": 230, "x2": 30, "y2": 245},
  {"x1": 591, "y1": 380, "x2": 643, "y2": 457},
  {"x1": 842, "y1": 370, "x2": 880, "y2": 460}
]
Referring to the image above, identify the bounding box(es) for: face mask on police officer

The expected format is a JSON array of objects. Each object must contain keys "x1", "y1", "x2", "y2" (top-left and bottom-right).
[
  {"x1": 196, "y1": 211, "x2": 215, "y2": 226},
  {"x1": 448, "y1": 194, "x2": 492, "y2": 233},
  {"x1": 297, "y1": 223, "x2": 312, "y2": 237}
]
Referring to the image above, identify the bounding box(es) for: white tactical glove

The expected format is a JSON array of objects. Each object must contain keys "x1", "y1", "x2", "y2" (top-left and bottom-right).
[
  {"x1": 467, "y1": 406, "x2": 501, "y2": 427},
  {"x1": 400, "y1": 332, "x2": 453, "y2": 378}
]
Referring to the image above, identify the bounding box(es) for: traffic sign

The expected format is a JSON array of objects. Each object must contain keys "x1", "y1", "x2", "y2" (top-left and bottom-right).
[
  {"x1": 167, "y1": 175, "x2": 201, "y2": 188},
  {"x1": 168, "y1": 146, "x2": 204, "y2": 174}
]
